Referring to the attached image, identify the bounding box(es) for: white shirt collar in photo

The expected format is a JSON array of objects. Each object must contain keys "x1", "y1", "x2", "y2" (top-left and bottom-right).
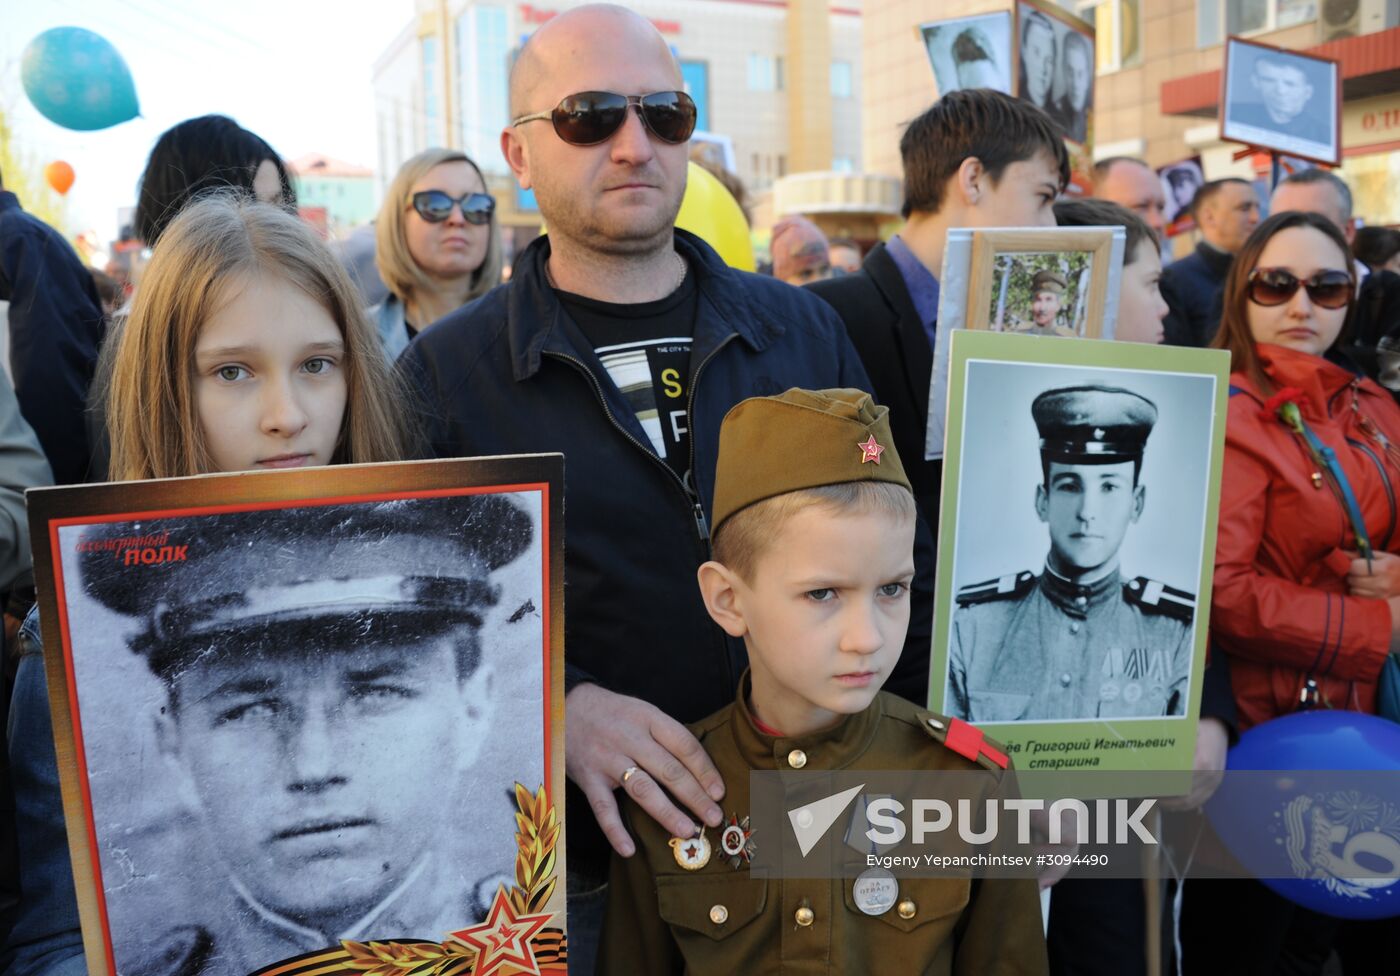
[{"x1": 229, "y1": 853, "x2": 432, "y2": 947}]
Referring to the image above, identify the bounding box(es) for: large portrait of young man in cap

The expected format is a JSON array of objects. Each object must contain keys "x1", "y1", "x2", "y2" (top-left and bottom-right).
[
  {"x1": 27, "y1": 457, "x2": 566, "y2": 976},
  {"x1": 930, "y1": 333, "x2": 1228, "y2": 771}
]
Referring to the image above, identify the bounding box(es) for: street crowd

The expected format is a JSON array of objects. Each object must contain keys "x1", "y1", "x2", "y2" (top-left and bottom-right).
[{"x1": 3, "y1": 3, "x2": 1400, "y2": 974}]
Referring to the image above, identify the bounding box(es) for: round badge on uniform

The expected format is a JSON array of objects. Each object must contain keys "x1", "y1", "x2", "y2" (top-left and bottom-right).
[
  {"x1": 851, "y1": 867, "x2": 900, "y2": 916},
  {"x1": 1123, "y1": 681, "x2": 1143, "y2": 704},
  {"x1": 670, "y1": 828, "x2": 713, "y2": 870}
]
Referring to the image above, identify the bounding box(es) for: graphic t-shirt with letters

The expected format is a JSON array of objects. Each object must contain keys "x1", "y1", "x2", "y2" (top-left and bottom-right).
[{"x1": 558, "y1": 272, "x2": 699, "y2": 480}]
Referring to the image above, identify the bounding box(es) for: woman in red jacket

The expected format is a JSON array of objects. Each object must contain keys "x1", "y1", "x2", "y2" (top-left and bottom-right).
[{"x1": 1181, "y1": 210, "x2": 1400, "y2": 973}]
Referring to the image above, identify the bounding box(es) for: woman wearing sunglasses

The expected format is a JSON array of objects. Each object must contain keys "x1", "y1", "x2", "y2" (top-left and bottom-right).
[
  {"x1": 1181, "y1": 210, "x2": 1400, "y2": 971},
  {"x1": 372, "y1": 148, "x2": 503, "y2": 360}
]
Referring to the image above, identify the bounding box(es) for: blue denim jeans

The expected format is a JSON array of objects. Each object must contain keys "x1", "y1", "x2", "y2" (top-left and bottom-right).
[
  {"x1": 2, "y1": 609, "x2": 86, "y2": 976},
  {"x1": 564, "y1": 869, "x2": 608, "y2": 976}
]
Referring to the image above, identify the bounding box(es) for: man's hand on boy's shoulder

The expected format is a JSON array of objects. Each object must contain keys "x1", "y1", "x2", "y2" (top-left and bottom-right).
[{"x1": 566, "y1": 683, "x2": 726, "y2": 857}]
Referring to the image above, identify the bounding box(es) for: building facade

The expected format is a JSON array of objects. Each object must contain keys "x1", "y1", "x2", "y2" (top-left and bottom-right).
[
  {"x1": 862, "y1": 0, "x2": 1400, "y2": 225},
  {"x1": 371, "y1": 0, "x2": 863, "y2": 205},
  {"x1": 287, "y1": 154, "x2": 377, "y2": 238}
]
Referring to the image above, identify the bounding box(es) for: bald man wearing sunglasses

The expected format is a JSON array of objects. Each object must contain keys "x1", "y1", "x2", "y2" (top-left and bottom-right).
[{"x1": 396, "y1": 6, "x2": 920, "y2": 972}]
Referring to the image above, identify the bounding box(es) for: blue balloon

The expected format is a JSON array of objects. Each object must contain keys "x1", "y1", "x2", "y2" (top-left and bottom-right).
[
  {"x1": 1206, "y1": 710, "x2": 1400, "y2": 920},
  {"x1": 21, "y1": 27, "x2": 139, "y2": 131}
]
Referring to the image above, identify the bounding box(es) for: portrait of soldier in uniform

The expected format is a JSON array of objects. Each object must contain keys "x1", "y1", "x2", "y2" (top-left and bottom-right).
[
  {"x1": 946, "y1": 385, "x2": 1195, "y2": 723},
  {"x1": 1007, "y1": 270, "x2": 1078, "y2": 337},
  {"x1": 62, "y1": 492, "x2": 541, "y2": 975}
]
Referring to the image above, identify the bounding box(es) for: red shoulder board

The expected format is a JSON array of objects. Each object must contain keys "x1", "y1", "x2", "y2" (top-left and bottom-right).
[{"x1": 944, "y1": 718, "x2": 1010, "y2": 770}]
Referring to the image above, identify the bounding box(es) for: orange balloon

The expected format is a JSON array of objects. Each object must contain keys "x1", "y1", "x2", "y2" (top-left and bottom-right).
[{"x1": 45, "y1": 160, "x2": 74, "y2": 195}]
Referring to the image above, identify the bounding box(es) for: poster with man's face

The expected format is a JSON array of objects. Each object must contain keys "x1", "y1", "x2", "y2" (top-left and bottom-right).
[
  {"x1": 29, "y1": 457, "x2": 567, "y2": 976},
  {"x1": 1221, "y1": 37, "x2": 1339, "y2": 166},
  {"x1": 1016, "y1": 0, "x2": 1094, "y2": 147},
  {"x1": 1158, "y1": 157, "x2": 1205, "y2": 237},
  {"x1": 929, "y1": 332, "x2": 1229, "y2": 771}
]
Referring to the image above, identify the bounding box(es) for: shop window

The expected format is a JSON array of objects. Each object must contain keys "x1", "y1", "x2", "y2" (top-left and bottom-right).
[
  {"x1": 1199, "y1": 0, "x2": 1317, "y2": 47},
  {"x1": 1076, "y1": 0, "x2": 1141, "y2": 73}
]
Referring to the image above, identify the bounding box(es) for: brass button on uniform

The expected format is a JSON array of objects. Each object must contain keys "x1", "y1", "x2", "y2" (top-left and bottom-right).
[
  {"x1": 709, "y1": 904, "x2": 729, "y2": 925},
  {"x1": 1069, "y1": 622, "x2": 1080, "y2": 634},
  {"x1": 1074, "y1": 595, "x2": 1087, "y2": 608},
  {"x1": 787, "y1": 749, "x2": 808, "y2": 769},
  {"x1": 898, "y1": 899, "x2": 916, "y2": 920},
  {"x1": 1059, "y1": 672, "x2": 1073, "y2": 687},
  {"x1": 926, "y1": 717, "x2": 945, "y2": 731},
  {"x1": 794, "y1": 905, "x2": 815, "y2": 927}
]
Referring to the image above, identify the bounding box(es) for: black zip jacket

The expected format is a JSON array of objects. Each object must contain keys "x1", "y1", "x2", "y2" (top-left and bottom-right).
[{"x1": 400, "y1": 230, "x2": 933, "y2": 871}]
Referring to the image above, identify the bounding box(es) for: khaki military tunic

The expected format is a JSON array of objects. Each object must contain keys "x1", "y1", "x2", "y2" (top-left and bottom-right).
[
  {"x1": 599, "y1": 679, "x2": 1048, "y2": 975},
  {"x1": 947, "y1": 568, "x2": 1194, "y2": 723},
  {"x1": 1007, "y1": 320, "x2": 1077, "y2": 338}
]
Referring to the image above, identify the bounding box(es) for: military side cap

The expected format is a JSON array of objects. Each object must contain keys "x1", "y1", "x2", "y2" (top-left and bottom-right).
[
  {"x1": 1032, "y1": 385, "x2": 1158, "y2": 464},
  {"x1": 711, "y1": 388, "x2": 912, "y2": 533},
  {"x1": 1032, "y1": 270, "x2": 1067, "y2": 294},
  {"x1": 78, "y1": 494, "x2": 532, "y2": 678}
]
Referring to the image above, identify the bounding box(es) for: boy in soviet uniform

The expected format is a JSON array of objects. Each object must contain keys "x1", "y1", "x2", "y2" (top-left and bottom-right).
[{"x1": 599, "y1": 388, "x2": 1048, "y2": 974}]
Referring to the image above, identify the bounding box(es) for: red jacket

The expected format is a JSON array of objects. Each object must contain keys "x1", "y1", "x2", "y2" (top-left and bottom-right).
[{"x1": 1214, "y1": 344, "x2": 1400, "y2": 729}]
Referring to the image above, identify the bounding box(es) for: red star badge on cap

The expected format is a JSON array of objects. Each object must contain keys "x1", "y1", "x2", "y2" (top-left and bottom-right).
[
  {"x1": 858, "y1": 435, "x2": 884, "y2": 464},
  {"x1": 447, "y1": 887, "x2": 552, "y2": 976}
]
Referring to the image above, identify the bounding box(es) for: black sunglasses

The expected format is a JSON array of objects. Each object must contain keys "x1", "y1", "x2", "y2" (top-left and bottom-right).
[
  {"x1": 511, "y1": 91, "x2": 697, "y2": 147},
  {"x1": 1247, "y1": 268, "x2": 1354, "y2": 310},
  {"x1": 409, "y1": 190, "x2": 495, "y2": 225}
]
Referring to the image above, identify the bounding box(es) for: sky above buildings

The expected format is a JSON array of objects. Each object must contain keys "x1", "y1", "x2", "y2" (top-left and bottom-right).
[{"x1": 2, "y1": 0, "x2": 414, "y2": 243}]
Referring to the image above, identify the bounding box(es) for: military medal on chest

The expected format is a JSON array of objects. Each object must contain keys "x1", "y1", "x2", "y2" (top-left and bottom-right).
[
  {"x1": 719, "y1": 813, "x2": 756, "y2": 868},
  {"x1": 670, "y1": 826, "x2": 713, "y2": 870}
]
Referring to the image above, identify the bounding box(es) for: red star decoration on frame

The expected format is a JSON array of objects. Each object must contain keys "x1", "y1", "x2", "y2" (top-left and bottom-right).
[
  {"x1": 858, "y1": 435, "x2": 884, "y2": 464},
  {"x1": 447, "y1": 887, "x2": 552, "y2": 976}
]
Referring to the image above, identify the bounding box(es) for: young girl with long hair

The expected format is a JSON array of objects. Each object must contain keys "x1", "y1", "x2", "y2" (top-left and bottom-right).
[{"x1": 5, "y1": 195, "x2": 409, "y2": 974}]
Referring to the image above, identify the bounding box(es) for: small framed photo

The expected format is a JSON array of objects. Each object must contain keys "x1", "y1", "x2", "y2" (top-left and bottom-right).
[
  {"x1": 28, "y1": 456, "x2": 567, "y2": 976},
  {"x1": 919, "y1": 11, "x2": 1013, "y2": 97},
  {"x1": 1016, "y1": 0, "x2": 1094, "y2": 147},
  {"x1": 925, "y1": 226, "x2": 1126, "y2": 460},
  {"x1": 1221, "y1": 36, "x2": 1340, "y2": 166},
  {"x1": 1158, "y1": 156, "x2": 1205, "y2": 238},
  {"x1": 928, "y1": 331, "x2": 1231, "y2": 772}
]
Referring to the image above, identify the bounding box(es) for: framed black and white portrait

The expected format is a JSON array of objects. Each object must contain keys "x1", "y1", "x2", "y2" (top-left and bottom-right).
[
  {"x1": 920, "y1": 11, "x2": 1013, "y2": 97},
  {"x1": 1158, "y1": 157, "x2": 1205, "y2": 238},
  {"x1": 1016, "y1": 0, "x2": 1094, "y2": 147},
  {"x1": 28, "y1": 457, "x2": 568, "y2": 976},
  {"x1": 1222, "y1": 37, "x2": 1340, "y2": 166},
  {"x1": 928, "y1": 332, "x2": 1230, "y2": 770}
]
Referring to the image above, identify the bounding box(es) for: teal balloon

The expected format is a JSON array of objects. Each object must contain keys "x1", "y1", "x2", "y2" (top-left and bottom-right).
[{"x1": 21, "y1": 27, "x2": 139, "y2": 131}]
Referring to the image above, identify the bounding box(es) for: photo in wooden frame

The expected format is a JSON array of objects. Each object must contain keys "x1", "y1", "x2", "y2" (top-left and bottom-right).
[
  {"x1": 25, "y1": 455, "x2": 567, "y2": 976},
  {"x1": 926, "y1": 225, "x2": 1125, "y2": 461}
]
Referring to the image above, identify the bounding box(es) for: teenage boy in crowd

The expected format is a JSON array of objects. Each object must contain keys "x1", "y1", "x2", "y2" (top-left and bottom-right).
[
  {"x1": 600, "y1": 388, "x2": 1047, "y2": 974},
  {"x1": 809, "y1": 88, "x2": 1068, "y2": 530}
]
